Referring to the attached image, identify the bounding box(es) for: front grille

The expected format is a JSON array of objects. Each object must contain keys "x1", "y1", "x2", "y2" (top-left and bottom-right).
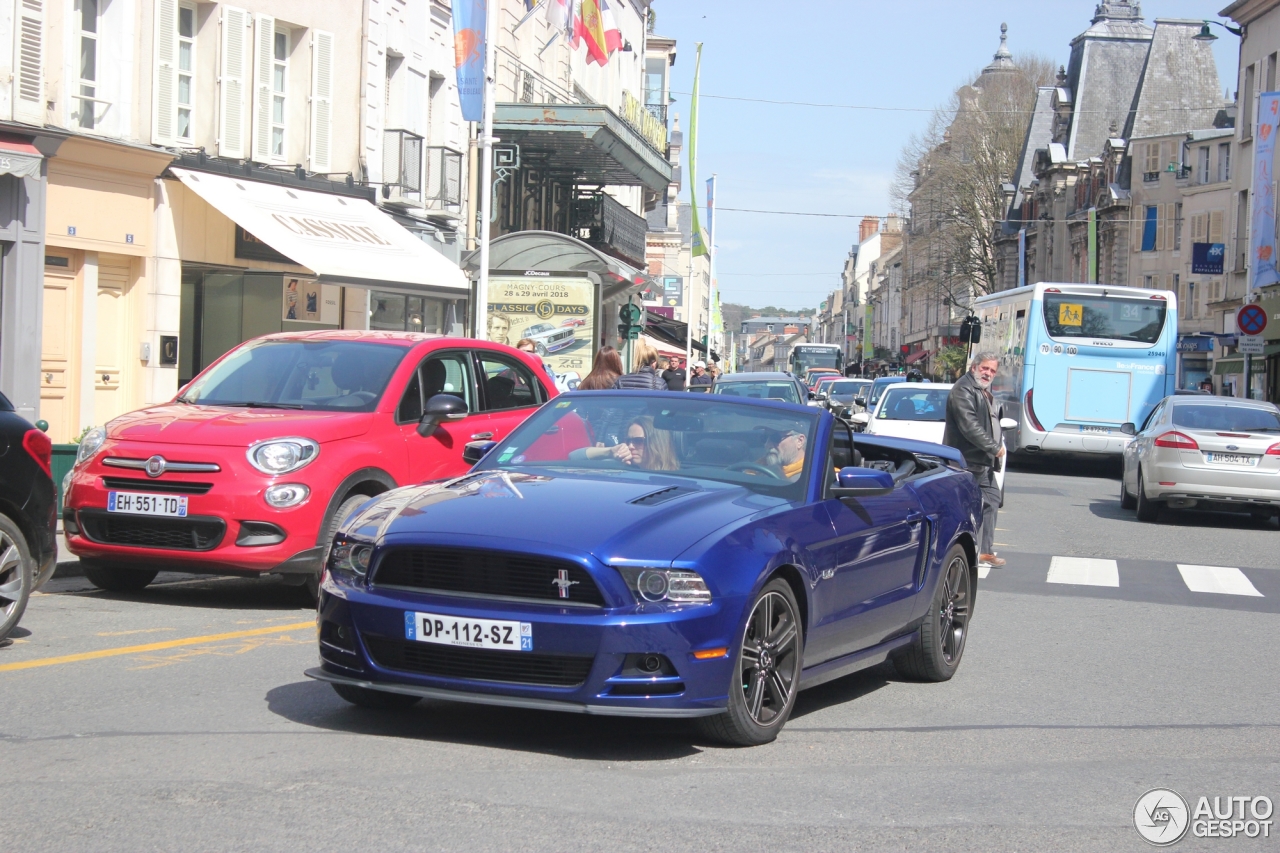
[
  {"x1": 373, "y1": 547, "x2": 606, "y2": 606},
  {"x1": 364, "y1": 635, "x2": 594, "y2": 687},
  {"x1": 102, "y1": 477, "x2": 213, "y2": 495},
  {"x1": 77, "y1": 510, "x2": 225, "y2": 551}
]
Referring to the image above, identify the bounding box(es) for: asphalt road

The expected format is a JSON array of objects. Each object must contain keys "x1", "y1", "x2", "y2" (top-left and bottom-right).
[{"x1": 2, "y1": 455, "x2": 1277, "y2": 852}]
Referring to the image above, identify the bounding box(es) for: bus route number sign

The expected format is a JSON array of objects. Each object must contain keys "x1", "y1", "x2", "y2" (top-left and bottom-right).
[{"x1": 1058, "y1": 303, "x2": 1084, "y2": 326}]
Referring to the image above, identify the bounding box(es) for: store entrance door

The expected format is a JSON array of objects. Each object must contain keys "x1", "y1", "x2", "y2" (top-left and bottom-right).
[
  {"x1": 94, "y1": 256, "x2": 133, "y2": 426},
  {"x1": 40, "y1": 253, "x2": 79, "y2": 443}
]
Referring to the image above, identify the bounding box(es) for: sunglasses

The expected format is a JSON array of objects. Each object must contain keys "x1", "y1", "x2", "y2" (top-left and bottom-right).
[{"x1": 625, "y1": 436, "x2": 647, "y2": 448}]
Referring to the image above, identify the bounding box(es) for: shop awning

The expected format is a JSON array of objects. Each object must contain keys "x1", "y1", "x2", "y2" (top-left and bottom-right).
[
  {"x1": 905, "y1": 349, "x2": 931, "y2": 365},
  {"x1": 0, "y1": 133, "x2": 43, "y2": 179},
  {"x1": 1215, "y1": 344, "x2": 1280, "y2": 373},
  {"x1": 170, "y1": 167, "x2": 469, "y2": 293},
  {"x1": 493, "y1": 103, "x2": 673, "y2": 193}
]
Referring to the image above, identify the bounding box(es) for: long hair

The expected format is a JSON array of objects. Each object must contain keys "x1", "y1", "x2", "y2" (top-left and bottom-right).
[
  {"x1": 629, "y1": 416, "x2": 679, "y2": 471},
  {"x1": 631, "y1": 340, "x2": 658, "y2": 371},
  {"x1": 578, "y1": 345, "x2": 624, "y2": 390}
]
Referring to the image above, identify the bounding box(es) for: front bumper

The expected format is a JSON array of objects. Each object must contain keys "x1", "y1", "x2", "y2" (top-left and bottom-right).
[{"x1": 315, "y1": 575, "x2": 740, "y2": 717}]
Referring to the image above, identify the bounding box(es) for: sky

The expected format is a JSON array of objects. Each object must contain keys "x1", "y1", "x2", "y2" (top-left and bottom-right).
[{"x1": 651, "y1": 0, "x2": 1241, "y2": 311}]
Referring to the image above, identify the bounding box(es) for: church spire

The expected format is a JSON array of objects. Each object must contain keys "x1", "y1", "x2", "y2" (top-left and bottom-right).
[{"x1": 982, "y1": 23, "x2": 1016, "y2": 75}]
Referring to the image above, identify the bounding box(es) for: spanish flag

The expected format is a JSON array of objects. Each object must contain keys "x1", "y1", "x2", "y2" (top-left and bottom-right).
[{"x1": 578, "y1": 0, "x2": 609, "y2": 65}]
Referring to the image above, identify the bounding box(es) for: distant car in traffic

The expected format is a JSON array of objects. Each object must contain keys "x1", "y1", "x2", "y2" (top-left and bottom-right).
[
  {"x1": 710, "y1": 372, "x2": 809, "y2": 406},
  {"x1": 824, "y1": 379, "x2": 872, "y2": 418},
  {"x1": 1120, "y1": 396, "x2": 1280, "y2": 525},
  {"x1": 62, "y1": 331, "x2": 557, "y2": 601},
  {"x1": 0, "y1": 390, "x2": 57, "y2": 641},
  {"x1": 857, "y1": 376, "x2": 907, "y2": 423}
]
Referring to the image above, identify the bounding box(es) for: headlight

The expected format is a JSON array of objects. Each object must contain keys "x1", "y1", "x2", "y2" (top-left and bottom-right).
[
  {"x1": 615, "y1": 566, "x2": 712, "y2": 604},
  {"x1": 264, "y1": 483, "x2": 310, "y2": 507},
  {"x1": 75, "y1": 427, "x2": 106, "y2": 465},
  {"x1": 246, "y1": 438, "x2": 319, "y2": 475},
  {"x1": 328, "y1": 539, "x2": 374, "y2": 577}
]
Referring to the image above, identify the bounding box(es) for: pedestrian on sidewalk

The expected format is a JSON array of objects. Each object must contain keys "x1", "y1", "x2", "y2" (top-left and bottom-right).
[
  {"x1": 689, "y1": 361, "x2": 712, "y2": 386},
  {"x1": 615, "y1": 341, "x2": 668, "y2": 390},
  {"x1": 661, "y1": 357, "x2": 687, "y2": 391},
  {"x1": 943, "y1": 351, "x2": 1005, "y2": 568}
]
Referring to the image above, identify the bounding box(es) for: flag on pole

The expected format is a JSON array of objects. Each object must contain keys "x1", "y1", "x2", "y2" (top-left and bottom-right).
[
  {"x1": 578, "y1": 0, "x2": 609, "y2": 64},
  {"x1": 689, "y1": 44, "x2": 709, "y2": 258},
  {"x1": 599, "y1": 0, "x2": 623, "y2": 56},
  {"x1": 452, "y1": 0, "x2": 486, "y2": 122},
  {"x1": 546, "y1": 0, "x2": 569, "y2": 31}
]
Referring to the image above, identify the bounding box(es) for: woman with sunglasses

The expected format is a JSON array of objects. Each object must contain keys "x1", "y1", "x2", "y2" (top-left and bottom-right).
[{"x1": 569, "y1": 416, "x2": 679, "y2": 471}]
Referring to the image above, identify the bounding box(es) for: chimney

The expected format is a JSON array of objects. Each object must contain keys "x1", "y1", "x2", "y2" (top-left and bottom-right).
[{"x1": 859, "y1": 216, "x2": 880, "y2": 243}]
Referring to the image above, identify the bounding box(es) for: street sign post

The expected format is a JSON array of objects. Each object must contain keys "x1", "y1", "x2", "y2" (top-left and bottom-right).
[
  {"x1": 1236, "y1": 304, "x2": 1268, "y2": 400},
  {"x1": 1236, "y1": 304, "x2": 1268, "y2": 336},
  {"x1": 1239, "y1": 335, "x2": 1265, "y2": 355}
]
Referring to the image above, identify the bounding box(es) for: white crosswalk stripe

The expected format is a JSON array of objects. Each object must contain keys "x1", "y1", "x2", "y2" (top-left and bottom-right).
[
  {"x1": 1047, "y1": 556, "x2": 1120, "y2": 587},
  {"x1": 1176, "y1": 564, "x2": 1264, "y2": 597}
]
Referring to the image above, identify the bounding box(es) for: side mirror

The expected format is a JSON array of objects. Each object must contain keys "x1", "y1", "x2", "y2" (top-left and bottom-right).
[
  {"x1": 1120, "y1": 422, "x2": 1137, "y2": 436},
  {"x1": 854, "y1": 396, "x2": 866, "y2": 407},
  {"x1": 417, "y1": 393, "x2": 469, "y2": 437},
  {"x1": 462, "y1": 440, "x2": 498, "y2": 465},
  {"x1": 831, "y1": 467, "x2": 894, "y2": 498},
  {"x1": 999, "y1": 417, "x2": 1018, "y2": 430},
  {"x1": 850, "y1": 412, "x2": 870, "y2": 425},
  {"x1": 808, "y1": 391, "x2": 816, "y2": 400},
  {"x1": 817, "y1": 392, "x2": 828, "y2": 401}
]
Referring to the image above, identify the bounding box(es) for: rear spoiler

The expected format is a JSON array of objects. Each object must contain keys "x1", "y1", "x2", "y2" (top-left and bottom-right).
[{"x1": 853, "y1": 433, "x2": 967, "y2": 468}]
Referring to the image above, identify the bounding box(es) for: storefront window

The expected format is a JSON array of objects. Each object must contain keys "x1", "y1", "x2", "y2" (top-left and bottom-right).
[{"x1": 370, "y1": 291, "x2": 465, "y2": 335}]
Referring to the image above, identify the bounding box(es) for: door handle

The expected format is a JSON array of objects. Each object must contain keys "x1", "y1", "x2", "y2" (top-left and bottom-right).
[
  {"x1": 470, "y1": 432, "x2": 494, "y2": 440},
  {"x1": 905, "y1": 510, "x2": 924, "y2": 524}
]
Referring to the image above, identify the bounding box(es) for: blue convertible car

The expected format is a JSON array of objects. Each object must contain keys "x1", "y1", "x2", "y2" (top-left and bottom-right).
[{"x1": 306, "y1": 391, "x2": 983, "y2": 745}]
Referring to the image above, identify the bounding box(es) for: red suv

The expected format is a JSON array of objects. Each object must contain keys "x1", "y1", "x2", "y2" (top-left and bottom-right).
[{"x1": 63, "y1": 331, "x2": 556, "y2": 598}]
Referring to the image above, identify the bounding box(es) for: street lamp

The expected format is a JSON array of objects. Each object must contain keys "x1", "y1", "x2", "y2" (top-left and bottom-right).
[{"x1": 1192, "y1": 19, "x2": 1243, "y2": 41}]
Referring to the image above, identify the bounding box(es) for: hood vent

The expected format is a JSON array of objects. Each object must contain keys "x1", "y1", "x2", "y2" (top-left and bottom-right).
[{"x1": 628, "y1": 485, "x2": 699, "y2": 507}]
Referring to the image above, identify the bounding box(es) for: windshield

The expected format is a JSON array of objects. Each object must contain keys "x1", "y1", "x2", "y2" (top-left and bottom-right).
[
  {"x1": 179, "y1": 340, "x2": 409, "y2": 412},
  {"x1": 868, "y1": 378, "x2": 905, "y2": 407},
  {"x1": 794, "y1": 348, "x2": 842, "y2": 372},
  {"x1": 525, "y1": 323, "x2": 554, "y2": 335},
  {"x1": 828, "y1": 381, "x2": 868, "y2": 399},
  {"x1": 1042, "y1": 294, "x2": 1167, "y2": 344},
  {"x1": 713, "y1": 381, "x2": 802, "y2": 405},
  {"x1": 877, "y1": 387, "x2": 949, "y2": 421},
  {"x1": 1171, "y1": 404, "x2": 1280, "y2": 432},
  {"x1": 475, "y1": 394, "x2": 818, "y2": 499}
]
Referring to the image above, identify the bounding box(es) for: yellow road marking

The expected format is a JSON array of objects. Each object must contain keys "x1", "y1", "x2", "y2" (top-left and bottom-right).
[
  {"x1": 96, "y1": 627, "x2": 176, "y2": 637},
  {"x1": 0, "y1": 621, "x2": 314, "y2": 673}
]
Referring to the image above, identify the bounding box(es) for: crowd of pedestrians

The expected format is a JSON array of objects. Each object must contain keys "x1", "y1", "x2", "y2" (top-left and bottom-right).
[{"x1": 577, "y1": 343, "x2": 718, "y2": 393}]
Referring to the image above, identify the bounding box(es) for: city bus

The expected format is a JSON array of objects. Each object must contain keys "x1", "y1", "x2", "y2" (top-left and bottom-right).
[
  {"x1": 789, "y1": 343, "x2": 844, "y2": 379},
  {"x1": 972, "y1": 282, "x2": 1177, "y2": 455}
]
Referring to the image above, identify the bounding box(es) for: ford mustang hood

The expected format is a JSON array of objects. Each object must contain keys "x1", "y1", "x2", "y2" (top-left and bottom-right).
[
  {"x1": 352, "y1": 470, "x2": 784, "y2": 564},
  {"x1": 105, "y1": 404, "x2": 375, "y2": 447}
]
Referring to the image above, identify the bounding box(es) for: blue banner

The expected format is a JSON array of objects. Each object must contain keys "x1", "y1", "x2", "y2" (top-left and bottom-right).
[
  {"x1": 1251, "y1": 91, "x2": 1280, "y2": 290},
  {"x1": 453, "y1": 0, "x2": 487, "y2": 122},
  {"x1": 1191, "y1": 242, "x2": 1225, "y2": 275},
  {"x1": 1176, "y1": 335, "x2": 1215, "y2": 353}
]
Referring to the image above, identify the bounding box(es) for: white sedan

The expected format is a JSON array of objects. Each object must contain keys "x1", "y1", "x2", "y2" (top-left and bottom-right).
[{"x1": 850, "y1": 382, "x2": 1011, "y2": 493}]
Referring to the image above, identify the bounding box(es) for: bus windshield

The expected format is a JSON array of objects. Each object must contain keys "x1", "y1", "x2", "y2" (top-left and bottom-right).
[
  {"x1": 791, "y1": 346, "x2": 842, "y2": 374},
  {"x1": 1042, "y1": 294, "x2": 1166, "y2": 344}
]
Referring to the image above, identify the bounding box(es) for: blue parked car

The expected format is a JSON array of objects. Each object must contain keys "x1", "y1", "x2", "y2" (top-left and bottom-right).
[{"x1": 307, "y1": 391, "x2": 983, "y2": 745}]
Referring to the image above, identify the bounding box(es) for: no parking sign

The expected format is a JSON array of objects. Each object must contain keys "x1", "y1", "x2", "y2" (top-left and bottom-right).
[{"x1": 1236, "y1": 304, "x2": 1268, "y2": 337}]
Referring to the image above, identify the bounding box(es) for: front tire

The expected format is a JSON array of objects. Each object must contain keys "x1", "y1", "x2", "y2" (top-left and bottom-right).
[
  {"x1": 697, "y1": 578, "x2": 803, "y2": 746},
  {"x1": 81, "y1": 560, "x2": 158, "y2": 593},
  {"x1": 0, "y1": 514, "x2": 33, "y2": 641},
  {"x1": 1134, "y1": 466, "x2": 1160, "y2": 523},
  {"x1": 894, "y1": 544, "x2": 971, "y2": 682},
  {"x1": 332, "y1": 683, "x2": 420, "y2": 710}
]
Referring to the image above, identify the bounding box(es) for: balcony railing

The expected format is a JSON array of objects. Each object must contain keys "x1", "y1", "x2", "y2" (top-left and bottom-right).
[
  {"x1": 644, "y1": 102, "x2": 667, "y2": 125},
  {"x1": 383, "y1": 129, "x2": 424, "y2": 196},
  {"x1": 425, "y1": 146, "x2": 464, "y2": 209},
  {"x1": 570, "y1": 190, "x2": 647, "y2": 267}
]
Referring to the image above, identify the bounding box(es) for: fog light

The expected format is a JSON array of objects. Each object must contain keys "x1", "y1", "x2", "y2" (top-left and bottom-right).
[
  {"x1": 264, "y1": 483, "x2": 310, "y2": 508},
  {"x1": 639, "y1": 654, "x2": 663, "y2": 673}
]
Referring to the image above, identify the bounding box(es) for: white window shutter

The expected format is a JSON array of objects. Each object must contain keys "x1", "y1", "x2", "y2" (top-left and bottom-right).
[
  {"x1": 151, "y1": 0, "x2": 178, "y2": 145},
  {"x1": 13, "y1": 0, "x2": 44, "y2": 124},
  {"x1": 308, "y1": 30, "x2": 334, "y2": 173},
  {"x1": 251, "y1": 14, "x2": 276, "y2": 162},
  {"x1": 218, "y1": 6, "x2": 249, "y2": 158}
]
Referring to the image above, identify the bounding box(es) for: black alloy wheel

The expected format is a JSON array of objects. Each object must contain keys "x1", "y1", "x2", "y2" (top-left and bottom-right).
[
  {"x1": 895, "y1": 543, "x2": 972, "y2": 681},
  {"x1": 698, "y1": 578, "x2": 803, "y2": 746},
  {"x1": 0, "y1": 514, "x2": 32, "y2": 641}
]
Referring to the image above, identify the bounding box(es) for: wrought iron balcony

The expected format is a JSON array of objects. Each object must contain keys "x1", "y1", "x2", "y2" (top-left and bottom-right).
[
  {"x1": 426, "y1": 146, "x2": 464, "y2": 209},
  {"x1": 644, "y1": 102, "x2": 667, "y2": 125},
  {"x1": 383, "y1": 129, "x2": 424, "y2": 197},
  {"x1": 570, "y1": 190, "x2": 647, "y2": 267}
]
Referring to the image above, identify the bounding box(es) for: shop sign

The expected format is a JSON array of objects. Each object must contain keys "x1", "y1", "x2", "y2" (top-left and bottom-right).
[
  {"x1": 620, "y1": 90, "x2": 669, "y2": 153},
  {"x1": 1191, "y1": 242, "x2": 1225, "y2": 275},
  {"x1": 487, "y1": 274, "x2": 595, "y2": 376},
  {"x1": 1176, "y1": 336, "x2": 1215, "y2": 353},
  {"x1": 236, "y1": 226, "x2": 296, "y2": 265},
  {"x1": 283, "y1": 277, "x2": 340, "y2": 325},
  {"x1": 662, "y1": 275, "x2": 683, "y2": 307}
]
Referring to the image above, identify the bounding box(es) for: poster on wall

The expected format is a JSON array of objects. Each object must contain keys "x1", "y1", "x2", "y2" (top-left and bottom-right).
[
  {"x1": 487, "y1": 273, "x2": 595, "y2": 376},
  {"x1": 282, "y1": 277, "x2": 340, "y2": 325}
]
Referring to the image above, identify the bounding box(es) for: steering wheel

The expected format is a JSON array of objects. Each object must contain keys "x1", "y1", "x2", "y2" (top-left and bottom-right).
[{"x1": 728, "y1": 462, "x2": 783, "y2": 480}]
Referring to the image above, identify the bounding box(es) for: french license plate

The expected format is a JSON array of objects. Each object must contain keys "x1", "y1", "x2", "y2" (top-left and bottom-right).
[
  {"x1": 1205, "y1": 453, "x2": 1259, "y2": 466},
  {"x1": 107, "y1": 491, "x2": 188, "y2": 517},
  {"x1": 405, "y1": 611, "x2": 533, "y2": 651},
  {"x1": 1078, "y1": 426, "x2": 1110, "y2": 434}
]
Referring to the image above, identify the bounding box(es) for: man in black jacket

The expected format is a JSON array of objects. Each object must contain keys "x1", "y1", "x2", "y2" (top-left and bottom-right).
[{"x1": 943, "y1": 352, "x2": 1005, "y2": 568}]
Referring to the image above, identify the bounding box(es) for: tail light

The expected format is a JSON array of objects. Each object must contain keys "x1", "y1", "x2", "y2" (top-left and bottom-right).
[
  {"x1": 1154, "y1": 431, "x2": 1198, "y2": 450},
  {"x1": 22, "y1": 428, "x2": 53, "y2": 478},
  {"x1": 1024, "y1": 389, "x2": 1045, "y2": 432},
  {"x1": 1266, "y1": 443, "x2": 1280, "y2": 457}
]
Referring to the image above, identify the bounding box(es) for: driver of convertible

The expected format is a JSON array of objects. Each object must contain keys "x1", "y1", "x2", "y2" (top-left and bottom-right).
[{"x1": 760, "y1": 428, "x2": 806, "y2": 479}]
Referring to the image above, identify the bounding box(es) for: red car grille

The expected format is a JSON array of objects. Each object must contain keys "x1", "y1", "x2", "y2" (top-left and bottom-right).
[
  {"x1": 77, "y1": 509, "x2": 225, "y2": 551},
  {"x1": 363, "y1": 635, "x2": 594, "y2": 687}
]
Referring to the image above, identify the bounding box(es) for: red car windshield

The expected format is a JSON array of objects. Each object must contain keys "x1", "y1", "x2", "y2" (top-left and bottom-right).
[{"x1": 178, "y1": 340, "x2": 411, "y2": 412}]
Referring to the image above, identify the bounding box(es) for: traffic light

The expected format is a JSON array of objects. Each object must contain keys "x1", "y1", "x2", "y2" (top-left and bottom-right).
[{"x1": 618, "y1": 302, "x2": 644, "y2": 340}]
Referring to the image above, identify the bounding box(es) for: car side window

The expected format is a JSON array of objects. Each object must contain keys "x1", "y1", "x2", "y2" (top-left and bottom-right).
[
  {"x1": 477, "y1": 354, "x2": 541, "y2": 412},
  {"x1": 419, "y1": 352, "x2": 476, "y2": 415},
  {"x1": 396, "y1": 371, "x2": 423, "y2": 423},
  {"x1": 1140, "y1": 401, "x2": 1164, "y2": 433}
]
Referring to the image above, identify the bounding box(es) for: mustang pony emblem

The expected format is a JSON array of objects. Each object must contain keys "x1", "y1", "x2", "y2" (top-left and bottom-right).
[{"x1": 551, "y1": 569, "x2": 579, "y2": 599}]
